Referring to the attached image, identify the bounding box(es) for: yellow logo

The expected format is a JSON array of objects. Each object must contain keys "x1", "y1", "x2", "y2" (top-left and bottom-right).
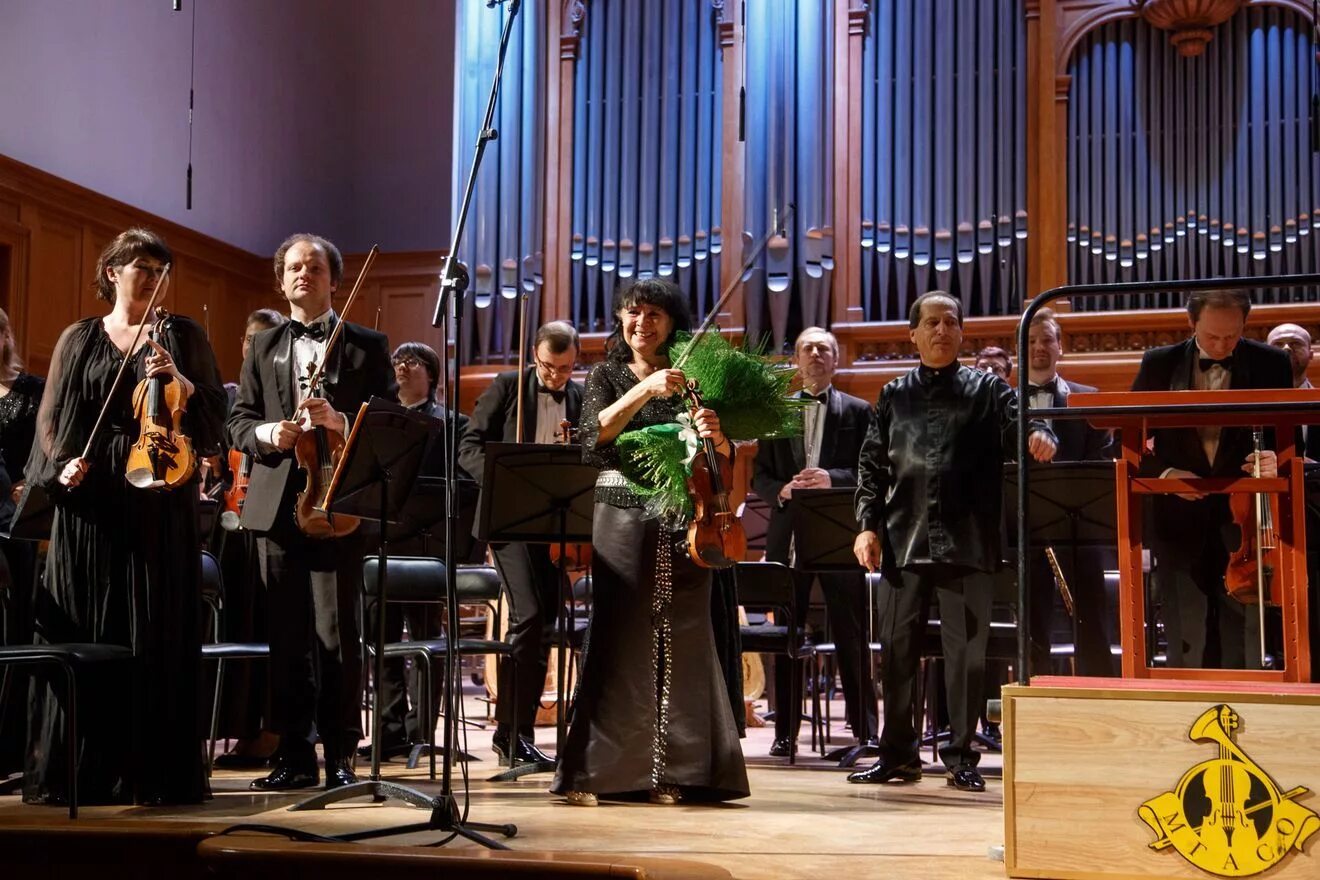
[{"x1": 1139, "y1": 704, "x2": 1318, "y2": 877}]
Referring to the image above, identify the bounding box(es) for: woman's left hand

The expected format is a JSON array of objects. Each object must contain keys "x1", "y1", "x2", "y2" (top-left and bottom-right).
[
  {"x1": 144, "y1": 338, "x2": 195, "y2": 395},
  {"x1": 692, "y1": 407, "x2": 726, "y2": 447}
]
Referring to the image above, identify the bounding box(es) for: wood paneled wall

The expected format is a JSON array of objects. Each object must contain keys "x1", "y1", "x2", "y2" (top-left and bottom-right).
[{"x1": 0, "y1": 155, "x2": 276, "y2": 382}]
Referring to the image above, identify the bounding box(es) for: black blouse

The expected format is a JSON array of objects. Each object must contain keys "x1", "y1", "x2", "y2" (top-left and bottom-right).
[
  {"x1": 580, "y1": 359, "x2": 684, "y2": 509},
  {"x1": 0, "y1": 372, "x2": 43, "y2": 484}
]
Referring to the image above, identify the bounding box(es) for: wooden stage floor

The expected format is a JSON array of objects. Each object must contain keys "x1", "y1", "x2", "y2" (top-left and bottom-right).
[{"x1": 0, "y1": 698, "x2": 1008, "y2": 880}]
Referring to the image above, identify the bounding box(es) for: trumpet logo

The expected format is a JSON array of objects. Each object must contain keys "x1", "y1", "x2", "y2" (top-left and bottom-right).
[{"x1": 1139, "y1": 704, "x2": 1318, "y2": 877}]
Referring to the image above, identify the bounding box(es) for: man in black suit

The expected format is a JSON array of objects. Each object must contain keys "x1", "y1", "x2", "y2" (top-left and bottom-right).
[
  {"x1": 458, "y1": 321, "x2": 582, "y2": 765},
  {"x1": 228, "y1": 234, "x2": 397, "y2": 791},
  {"x1": 1024, "y1": 309, "x2": 1115, "y2": 677},
  {"x1": 1131, "y1": 290, "x2": 1292, "y2": 670},
  {"x1": 752, "y1": 327, "x2": 877, "y2": 757},
  {"x1": 1267, "y1": 323, "x2": 1320, "y2": 460}
]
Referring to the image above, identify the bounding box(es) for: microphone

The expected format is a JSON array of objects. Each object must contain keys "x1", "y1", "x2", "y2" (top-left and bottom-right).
[{"x1": 173, "y1": 0, "x2": 182, "y2": 10}]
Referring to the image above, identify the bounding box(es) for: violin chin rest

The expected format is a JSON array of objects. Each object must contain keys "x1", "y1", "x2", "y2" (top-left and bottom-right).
[{"x1": 126, "y1": 469, "x2": 166, "y2": 490}]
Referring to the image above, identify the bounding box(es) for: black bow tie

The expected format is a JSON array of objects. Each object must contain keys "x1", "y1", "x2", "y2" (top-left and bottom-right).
[
  {"x1": 800, "y1": 390, "x2": 828, "y2": 404},
  {"x1": 538, "y1": 386, "x2": 566, "y2": 404},
  {"x1": 290, "y1": 319, "x2": 329, "y2": 341},
  {"x1": 1199, "y1": 355, "x2": 1234, "y2": 372},
  {"x1": 1028, "y1": 380, "x2": 1058, "y2": 397}
]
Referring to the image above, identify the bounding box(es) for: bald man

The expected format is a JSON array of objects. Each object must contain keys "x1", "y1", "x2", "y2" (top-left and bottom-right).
[{"x1": 1268, "y1": 323, "x2": 1320, "y2": 461}]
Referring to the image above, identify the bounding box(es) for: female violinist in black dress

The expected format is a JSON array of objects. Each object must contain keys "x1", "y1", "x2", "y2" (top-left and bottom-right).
[
  {"x1": 0, "y1": 306, "x2": 44, "y2": 777},
  {"x1": 23, "y1": 228, "x2": 226, "y2": 806},
  {"x1": 551, "y1": 279, "x2": 749, "y2": 806}
]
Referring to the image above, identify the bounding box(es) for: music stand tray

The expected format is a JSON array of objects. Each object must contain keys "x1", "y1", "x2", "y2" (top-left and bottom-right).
[
  {"x1": 476, "y1": 442, "x2": 596, "y2": 782},
  {"x1": 786, "y1": 488, "x2": 880, "y2": 767}
]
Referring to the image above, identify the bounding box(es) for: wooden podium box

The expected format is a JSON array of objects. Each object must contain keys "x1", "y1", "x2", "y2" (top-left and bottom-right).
[{"x1": 1004, "y1": 677, "x2": 1320, "y2": 880}]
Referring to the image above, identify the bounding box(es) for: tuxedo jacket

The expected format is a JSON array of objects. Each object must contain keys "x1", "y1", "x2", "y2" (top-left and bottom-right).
[
  {"x1": 227, "y1": 319, "x2": 398, "y2": 533},
  {"x1": 751, "y1": 387, "x2": 873, "y2": 565},
  {"x1": 458, "y1": 367, "x2": 583, "y2": 488},
  {"x1": 1130, "y1": 336, "x2": 1292, "y2": 553},
  {"x1": 1038, "y1": 377, "x2": 1111, "y2": 462}
]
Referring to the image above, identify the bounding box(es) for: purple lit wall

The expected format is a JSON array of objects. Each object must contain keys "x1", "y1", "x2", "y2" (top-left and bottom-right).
[{"x1": 0, "y1": 0, "x2": 455, "y2": 256}]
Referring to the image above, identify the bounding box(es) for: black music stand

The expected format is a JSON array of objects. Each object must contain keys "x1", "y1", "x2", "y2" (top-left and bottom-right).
[
  {"x1": 475, "y1": 442, "x2": 596, "y2": 782},
  {"x1": 287, "y1": 399, "x2": 515, "y2": 848},
  {"x1": 790, "y1": 488, "x2": 879, "y2": 767},
  {"x1": 1004, "y1": 461, "x2": 1118, "y2": 677},
  {"x1": 1, "y1": 483, "x2": 54, "y2": 542}
]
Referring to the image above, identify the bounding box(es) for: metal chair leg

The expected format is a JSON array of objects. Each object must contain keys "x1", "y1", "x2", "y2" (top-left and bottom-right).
[{"x1": 207, "y1": 659, "x2": 226, "y2": 776}]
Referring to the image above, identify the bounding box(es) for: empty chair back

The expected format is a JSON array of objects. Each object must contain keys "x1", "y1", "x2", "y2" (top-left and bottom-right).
[{"x1": 362, "y1": 556, "x2": 447, "y2": 603}]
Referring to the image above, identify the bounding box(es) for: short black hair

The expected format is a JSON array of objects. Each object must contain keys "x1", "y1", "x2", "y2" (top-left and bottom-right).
[
  {"x1": 606, "y1": 278, "x2": 693, "y2": 361},
  {"x1": 1187, "y1": 290, "x2": 1251, "y2": 322},
  {"x1": 94, "y1": 228, "x2": 173, "y2": 302},
  {"x1": 908, "y1": 290, "x2": 963, "y2": 329},
  {"x1": 392, "y1": 341, "x2": 442, "y2": 401},
  {"x1": 246, "y1": 308, "x2": 286, "y2": 330}
]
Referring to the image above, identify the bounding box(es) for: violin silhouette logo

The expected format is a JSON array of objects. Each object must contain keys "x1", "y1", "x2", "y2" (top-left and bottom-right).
[{"x1": 1139, "y1": 704, "x2": 1318, "y2": 877}]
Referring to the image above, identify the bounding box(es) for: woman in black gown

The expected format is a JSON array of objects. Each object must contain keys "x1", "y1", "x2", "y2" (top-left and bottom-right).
[
  {"x1": 23, "y1": 228, "x2": 226, "y2": 806},
  {"x1": 551, "y1": 279, "x2": 749, "y2": 806},
  {"x1": 0, "y1": 306, "x2": 44, "y2": 778}
]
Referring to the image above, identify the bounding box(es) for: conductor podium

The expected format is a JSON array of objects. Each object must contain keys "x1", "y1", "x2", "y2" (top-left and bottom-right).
[{"x1": 1004, "y1": 387, "x2": 1320, "y2": 880}]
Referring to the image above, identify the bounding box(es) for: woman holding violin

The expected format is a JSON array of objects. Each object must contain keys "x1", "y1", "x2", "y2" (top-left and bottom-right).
[
  {"x1": 22, "y1": 228, "x2": 226, "y2": 806},
  {"x1": 551, "y1": 279, "x2": 750, "y2": 807}
]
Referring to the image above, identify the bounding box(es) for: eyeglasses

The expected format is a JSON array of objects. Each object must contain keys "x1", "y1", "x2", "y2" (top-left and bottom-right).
[
  {"x1": 392, "y1": 356, "x2": 423, "y2": 369},
  {"x1": 535, "y1": 358, "x2": 575, "y2": 377}
]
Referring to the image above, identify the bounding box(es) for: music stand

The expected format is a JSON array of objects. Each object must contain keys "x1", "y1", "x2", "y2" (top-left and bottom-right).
[
  {"x1": 789, "y1": 488, "x2": 879, "y2": 767},
  {"x1": 475, "y1": 442, "x2": 596, "y2": 782},
  {"x1": 1, "y1": 483, "x2": 54, "y2": 542},
  {"x1": 1004, "y1": 462, "x2": 1118, "y2": 677},
  {"x1": 288, "y1": 398, "x2": 515, "y2": 848}
]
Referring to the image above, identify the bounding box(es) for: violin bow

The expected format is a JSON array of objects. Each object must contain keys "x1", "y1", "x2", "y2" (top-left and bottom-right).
[
  {"x1": 82, "y1": 264, "x2": 172, "y2": 460},
  {"x1": 297, "y1": 244, "x2": 379, "y2": 405},
  {"x1": 672, "y1": 202, "x2": 794, "y2": 371},
  {"x1": 515, "y1": 292, "x2": 528, "y2": 441}
]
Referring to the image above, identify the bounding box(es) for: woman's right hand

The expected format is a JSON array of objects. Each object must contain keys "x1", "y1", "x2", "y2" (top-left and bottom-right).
[
  {"x1": 639, "y1": 368, "x2": 686, "y2": 400},
  {"x1": 59, "y1": 456, "x2": 90, "y2": 489}
]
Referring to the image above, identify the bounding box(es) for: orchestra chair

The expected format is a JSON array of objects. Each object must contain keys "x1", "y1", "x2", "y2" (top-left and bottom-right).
[
  {"x1": 917, "y1": 568, "x2": 1019, "y2": 765},
  {"x1": 199, "y1": 549, "x2": 271, "y2": 776},
  {"x1": 0, "y1": 642, "x2": 135, "y2": 817},
  {"x1": 361, "y1": 557, "x2": 513, "y2": 778},
  {"x1": 735, "y1": 561, "x2": 812, "y2": 764}
]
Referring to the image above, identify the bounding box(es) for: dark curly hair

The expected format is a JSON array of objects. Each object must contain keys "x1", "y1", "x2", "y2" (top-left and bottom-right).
[{"x1": 605, "y1": 278, "x2": 693, "y2": 362}]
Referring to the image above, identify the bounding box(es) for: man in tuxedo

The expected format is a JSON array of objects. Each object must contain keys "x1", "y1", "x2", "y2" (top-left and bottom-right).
[
  {"x1": 974, "y1": 346, "x2": 1012, "y2": 382},
  {"x1": 1131, "y1": 290, "x2": 1291, "y2": 669},
  {"x1": 1024, "y1": 309, "x2": 1115, "y2": 676},
  {"x1": 458, "y1": 321, "x2": 582, "y2": 765},
  {"x1": 752, "y1": 327, "x2": 877, "y2": 757},
  {"x1": 228, "y1": 234, "x2": 397, "y2": 790}
]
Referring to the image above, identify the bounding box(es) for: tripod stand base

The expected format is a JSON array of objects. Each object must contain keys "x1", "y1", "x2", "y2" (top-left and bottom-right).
[
  {"x1": 825, "y1": 741, "x2": 881, "y2": 768},
  {"x1": 289, "y1": 778, "x2": 437, "y2": 812},
  {"x1": 407, "y1": 744, "x2": 477, "y2": 768},
  {"x1": 487, "y1": 758, "x2": 556, "y2": 782}
]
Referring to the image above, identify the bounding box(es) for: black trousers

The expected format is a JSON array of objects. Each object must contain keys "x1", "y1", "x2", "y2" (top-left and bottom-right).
[
  {"x1": 257, "y1": 511, "x2": 365, "y2": 763},
  {"x1": 1029, "y1": 547, "x2": 1115, "y2": 677},
  {"x1": 490, "y1": 542, "x2": 560, "y2": 739},
  {"x1": 772, "y1": 572, "x2": 878, "y2": 742},
  {"x1": 878, "y1": 564, "x2": 993, "y2": 769},
  {"x1": 1156, "y1": 549, "x2": 1262, "y2": 670}
]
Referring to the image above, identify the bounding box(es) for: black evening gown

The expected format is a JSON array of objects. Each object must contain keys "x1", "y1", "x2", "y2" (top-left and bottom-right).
[
  {"x1": 22, "y1": 316, "x2": 226, "y2": 805},
  {"x1": 551, "y1": 359, "x2": 749, "y2": 802},
  {"x1": 0, "y1": 372, "x2": 44, "y2": 776}
]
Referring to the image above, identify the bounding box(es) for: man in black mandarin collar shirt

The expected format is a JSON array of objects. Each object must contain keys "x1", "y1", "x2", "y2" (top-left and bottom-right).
[{"x1": 849, "y1": 291, "x2": 1056, "y2": 793}]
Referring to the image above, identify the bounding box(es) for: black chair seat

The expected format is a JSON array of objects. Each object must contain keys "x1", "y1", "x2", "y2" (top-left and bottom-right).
[
  {"x1": 739, "y1": 626, "x2": 811, "y2": 659},
  {"x1": 380, "y1": 638, "x2": 512, "y2": 658},
  {"x1": 0, "y1": 643, "x2": 134, "y2": 665},
  {"x1": 201, "y1": 643, "x2": 271, "y2": 661}
]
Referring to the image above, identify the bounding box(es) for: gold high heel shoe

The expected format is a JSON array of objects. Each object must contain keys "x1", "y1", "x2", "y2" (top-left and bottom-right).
[
  {"x1": 649, "y1": 785, "x2": 682, "y2": 805},
  {"x1": 565, "y1": 790, "x2": 598, "y2": 807}
]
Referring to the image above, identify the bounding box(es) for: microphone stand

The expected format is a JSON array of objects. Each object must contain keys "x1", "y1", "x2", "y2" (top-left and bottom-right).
[
  {"x1": 432, "y1": 0, "x2": 522, "y2": 847},
  {"x1": 288, "y1": 0, "x2": 521, "y2": 849}
]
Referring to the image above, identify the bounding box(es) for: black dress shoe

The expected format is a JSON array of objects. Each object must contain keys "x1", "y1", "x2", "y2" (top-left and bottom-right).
[
  {"x1": 355, "y1": 742, "x2": 412, "y2": 761},
  {"x1": 249, "y1": 760, "x2": 318, "y2": 791},
  {"x1": 491, "y1": 730, "x2": 554, "y2": 765},
  {"x1": 324, "y1": 759, "x2": 359, "y2": 790},
  {"x1": 846, "y1": 757, "x2": 923, "y2": 784},
  {"x1": 947, "y1": 764, "x2": 986, "y2": 792},
  {"x1": 768, "y1": 737, "x2": 797, "y2": 757}
]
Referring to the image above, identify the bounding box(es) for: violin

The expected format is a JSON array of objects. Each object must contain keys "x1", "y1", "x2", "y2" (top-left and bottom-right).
[
  {"x1": 220, "y1": 447, "x2": 251, "y2": 531},
  {"x1": 681, "y1": 379, "x2": 746, "y2": 569},
  {"x1": 293, "y1": 366, "x2": 360, "y2": 539},
  {"x1": 289, "y1": 245, "x2": 379, "y2": 539},
  {"x1": 1224, "y1": 429, "x2": 1280, "y2": 605},
  {"x1": 125, "y1": 309, "x2": 197, "y2": 490}
]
